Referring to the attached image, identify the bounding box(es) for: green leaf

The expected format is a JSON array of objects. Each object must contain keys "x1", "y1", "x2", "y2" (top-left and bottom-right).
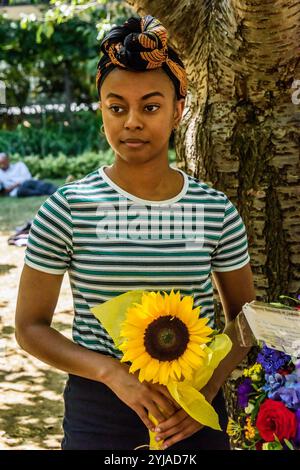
[
  {"x1": 20, "y1": 18, "x2": 28, "y2": 30},
  {"x1": 250, "y1": 393, "x2": 267, "y2": 421},
  {"x1": 283, "y1": 439, "x2": 295, "y2": 450},
  {"x1": 269, "y1": 302, "x2": 294, "y2": 310},
  {"x1": 279, "y1": 295, "x2": 300, "y2": 304},
  {"x1": 268, "y1": 441, "x2": 283, "y2": 450},
  {"x1": 45, "y1": 23, "x2": 55, "y2": 39},
  {"x1": 36, "y1": 24, "x2": 44, "y2": 44}
]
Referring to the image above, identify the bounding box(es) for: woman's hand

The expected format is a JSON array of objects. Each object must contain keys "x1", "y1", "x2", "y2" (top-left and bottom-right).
[
  {"x1": 152, "y1": 384, "x2": 217, "y2": 449},
  {"x1": 153, "y1": 409, "x2": 203, "y2": 449},
  {"x1": 104, "y1": 361, "x2": 179, "y2": 431}
]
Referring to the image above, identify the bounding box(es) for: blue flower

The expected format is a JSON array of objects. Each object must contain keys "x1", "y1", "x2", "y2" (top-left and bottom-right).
[
  {"x1": 263, "y1": 373, "x2": 286, "y2": 395},
  {"x1": 269, "y1": 373, "x2": 300, "y2": 409},
  {"x1": 257, "y1": 344, "x2": 290, "y2": 374}
]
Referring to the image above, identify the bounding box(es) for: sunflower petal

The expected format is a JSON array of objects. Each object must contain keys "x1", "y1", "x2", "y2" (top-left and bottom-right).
[
  {"x1": 168, "y1": 289, "x2": 181, "y2": 317},
  {"x1": 187, "y1": 342, "x2": 205, "y2": 355},
  {"x1": 178, "y1": 356, "x2": 193, "y2": 379},
  {"x1": 139, "y1": 367, "x2": 146, "y2": 382},
  {"x1": 179, "y1": 295, "x2": 193, "y2": 314},
  {"x1": 189, "y1": 323, "x2": 213, "y2": 335},
  {"x1": 121, "y1": 338, "x2": 144, "y2": 349},
  {"x1": 128, "y1": 347, "x2": 148, "y2": 358},
  {"x1": 120, "y1": 350, "x2": 134, "y2": 362},
  {"x1": 189, "y1": 334, "x2": 211, "y2": 344},
  {"x1": 129, "y1": 353, "x2": 151, "y2": 372},
  {"x1": 171, "y1": 360, "x2": 182, "y2": 381},
  {"x1": 155, "y1": 291, "x2": 165, "y2": 313},
  {"x1": 183, "y1": 349, "x2": 204, "y2": 368},
  {"x1": 158, "y1": 361, "x2": 170, "y2": 385},
  {"x1": 162, "y1": 291, "x2": 170, "y2": 315},
  {"x1": 191, "y1": 306, "x2": 201, "y2": 317},
  {"x1": 143, "y1": 359, "x2": 160, "y2": 382}
]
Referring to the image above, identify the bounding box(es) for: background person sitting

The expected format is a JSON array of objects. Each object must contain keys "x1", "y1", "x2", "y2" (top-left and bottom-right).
[{"x1": 0, "y1": 152, "x2": 58, "y2": 197}]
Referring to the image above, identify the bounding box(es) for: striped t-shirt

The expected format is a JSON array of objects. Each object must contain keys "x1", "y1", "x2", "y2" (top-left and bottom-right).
[{"x1": 24, "y1": 165, "x2": 250, "y2": 359}]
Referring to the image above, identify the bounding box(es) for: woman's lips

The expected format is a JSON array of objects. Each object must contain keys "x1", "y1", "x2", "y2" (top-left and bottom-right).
[{"x1": 121, "y1": 141, "x2": 148, "y2": 148}]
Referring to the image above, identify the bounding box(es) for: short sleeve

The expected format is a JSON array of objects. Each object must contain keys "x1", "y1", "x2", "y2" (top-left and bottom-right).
[
  {"x1": 24, "y1": 189, "x2": 73, "y2": 275},
  {"x1": 211, "y1": 197, "x2": 250, "y2": 272}
]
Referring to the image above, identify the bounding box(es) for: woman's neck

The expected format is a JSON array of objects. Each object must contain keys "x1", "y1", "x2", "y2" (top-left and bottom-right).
[{"x1": 104, "y1": 157, "x2": 183, "y2": 201}]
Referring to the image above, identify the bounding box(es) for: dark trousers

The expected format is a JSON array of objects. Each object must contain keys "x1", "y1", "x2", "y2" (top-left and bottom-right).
[
  {"x1": 61, "y1": 374, "x2": 230, "y2": 450},
  {"x1": 17, "y1": 179, "x2": 57, "y2": 197}
]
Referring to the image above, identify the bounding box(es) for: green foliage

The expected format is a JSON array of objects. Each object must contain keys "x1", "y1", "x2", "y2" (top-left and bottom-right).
[
  {"x1": 0, "y1": 111, "x2": 109, "y2": 156},
  {"x1": 0, "y1": 13, "x2": 99, "y2": 106},
  {"x1": 10, "y1": 149, "x2": 115, "y2": 179},
  {"x1": 0, "y1": 2, "x2": 136, "y2": 109},
  {"x1": 43, "y1": 1, "x2": 135, "y2": 42}
]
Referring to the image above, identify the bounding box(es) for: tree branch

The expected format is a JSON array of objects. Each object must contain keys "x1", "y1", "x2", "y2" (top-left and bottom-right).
[{"x1": 126, "y1": 0, "x2": 211, "y2": 58}]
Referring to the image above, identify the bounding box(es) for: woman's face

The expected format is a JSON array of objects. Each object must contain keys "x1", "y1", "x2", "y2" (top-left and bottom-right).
[{"x1": 99, "y1": 67, "x2": 185, "y2": 165}]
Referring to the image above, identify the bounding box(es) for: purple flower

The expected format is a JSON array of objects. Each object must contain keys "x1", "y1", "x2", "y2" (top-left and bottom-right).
[
  {"x1": 237, "y1": 378, "x2": 253, "y2": 408},
  {"x1": 257, "y1": 344, "x2": 290, "y2": 374},
  {"x1": 295, "y1": 409, "x2": 300, "y2": 446}
]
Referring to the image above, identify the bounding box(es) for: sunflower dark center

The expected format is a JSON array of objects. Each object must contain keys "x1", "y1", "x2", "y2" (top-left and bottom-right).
[{"x1": 144, "y1": 315, "x2": 190, "y2": 361}]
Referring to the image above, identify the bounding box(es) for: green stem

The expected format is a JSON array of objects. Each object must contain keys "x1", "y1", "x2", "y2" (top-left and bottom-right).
[{"x1": 279, "y1": 295, "x2": 300, "y2": 304}]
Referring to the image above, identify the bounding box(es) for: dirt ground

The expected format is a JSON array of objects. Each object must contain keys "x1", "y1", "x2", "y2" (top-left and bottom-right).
[{"x1": 0, "y1": 233, "x2": 73, "y2": 450}]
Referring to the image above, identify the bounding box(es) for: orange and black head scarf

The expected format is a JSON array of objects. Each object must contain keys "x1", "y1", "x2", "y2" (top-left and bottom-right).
[{"x1": 96, "y1": 15, "x2": 187, "y2": 100}]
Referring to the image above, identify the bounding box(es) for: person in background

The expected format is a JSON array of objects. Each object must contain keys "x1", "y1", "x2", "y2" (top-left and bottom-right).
[
  {"x1": 0, "y1": 152, "x2": 57, "y2": 197},
  {"x1": 0, "y1": 152, "x2": 31, "y2": 196}
]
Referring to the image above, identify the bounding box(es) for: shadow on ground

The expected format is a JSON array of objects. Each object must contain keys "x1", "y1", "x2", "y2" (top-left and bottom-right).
[
  {"x1": 0, "y1": 366, "x2": 66, "y2": 449},
  {"x1": 0, "y1": 232, "x2": 74, "y2": 449},
  {"x1": 0, "y1": 298, "x2": 72, "y2": 449},
  {"x1": 0, "y1": 264, "x2": 16, "y2": 276}
]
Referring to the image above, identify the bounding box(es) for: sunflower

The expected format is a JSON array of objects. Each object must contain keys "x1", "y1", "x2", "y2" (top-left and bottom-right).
[{"x1": 119, "y1": 289, "x2": 213, "y2": 385}]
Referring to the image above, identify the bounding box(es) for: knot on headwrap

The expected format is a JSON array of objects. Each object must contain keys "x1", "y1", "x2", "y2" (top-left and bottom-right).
[{"x1": 96, "y1": 15, "x2": 187, "y2": 100}]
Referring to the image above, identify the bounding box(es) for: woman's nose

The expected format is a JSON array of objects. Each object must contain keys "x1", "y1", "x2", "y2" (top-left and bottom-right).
[{"x1": 124, "y1": 110, "x2": 144, "y2": 129}]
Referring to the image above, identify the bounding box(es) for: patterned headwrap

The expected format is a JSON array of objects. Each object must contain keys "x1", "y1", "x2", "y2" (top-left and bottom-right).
[{"x1": 96, "y1": 15, "x2": 187, "y2": 100}]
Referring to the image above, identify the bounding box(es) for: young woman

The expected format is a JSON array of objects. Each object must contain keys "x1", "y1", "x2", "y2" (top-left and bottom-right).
[{"x1": 15, "y1": 15, "x2": 256, "y2": 450}]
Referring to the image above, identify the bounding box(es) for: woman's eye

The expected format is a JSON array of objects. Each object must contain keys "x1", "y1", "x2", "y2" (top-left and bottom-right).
[
  {"x1": 145, "y1": 105, "x2": 159, "y2": 112},
  {"x1": 109, "y1": 106, "x2": 123, "y2": 113},
  {"x1": 108, "y1": 104, "x2": 160, "y2": 113}
]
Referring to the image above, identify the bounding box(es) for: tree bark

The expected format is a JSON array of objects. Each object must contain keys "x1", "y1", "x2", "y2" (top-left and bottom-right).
[
  {"x1": 127, "y1": 0, "x2": 300, "y2": 301},
  {"x1": 127, "y1": 0, "x2": 300, "y2": 429}
]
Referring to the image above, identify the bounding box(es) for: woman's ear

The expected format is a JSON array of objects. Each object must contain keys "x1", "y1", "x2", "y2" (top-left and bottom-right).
[{"x1": 173, "y1": 98, "x2": 185, "y2": 126}]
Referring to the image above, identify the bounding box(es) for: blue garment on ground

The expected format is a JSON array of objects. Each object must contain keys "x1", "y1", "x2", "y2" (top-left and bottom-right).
[{"x1": 17, "y1": 179, "x2": 57, "y2": 197}]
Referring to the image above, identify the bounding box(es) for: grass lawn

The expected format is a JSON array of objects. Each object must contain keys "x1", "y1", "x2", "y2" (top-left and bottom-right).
[{"x1": 0, "y1": 179, "x2": 65, "y2": 233}]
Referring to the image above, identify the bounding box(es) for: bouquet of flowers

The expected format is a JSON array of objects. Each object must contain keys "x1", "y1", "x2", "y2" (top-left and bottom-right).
[
  {"x1": 91, "y1": 289, "x2": 232, "y2": 449},
  {"x1": 227, "y1": 295, "x2": 300, "y2": 450}
]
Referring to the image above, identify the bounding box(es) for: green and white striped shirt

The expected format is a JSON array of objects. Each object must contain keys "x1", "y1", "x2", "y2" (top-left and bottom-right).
[{"x1": 24, "y1": 165, "x2": 250, "y2": 358}]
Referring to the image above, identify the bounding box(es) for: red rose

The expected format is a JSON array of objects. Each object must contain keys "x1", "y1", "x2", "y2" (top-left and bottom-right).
[{"x1": 256, "y1": 399, "x2": 297, "y2": 442}]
